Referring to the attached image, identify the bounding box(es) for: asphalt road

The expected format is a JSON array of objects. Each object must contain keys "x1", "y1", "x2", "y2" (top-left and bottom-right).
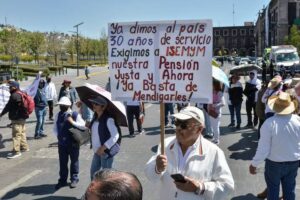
[{"x1": 0, "y1": 63, "x2": 299, "y2": 200}]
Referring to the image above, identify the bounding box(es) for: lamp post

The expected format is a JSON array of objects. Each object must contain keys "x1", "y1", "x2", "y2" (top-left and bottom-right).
[{"x1": 73, "y1": 22, "x2": 84, "y2": 76}]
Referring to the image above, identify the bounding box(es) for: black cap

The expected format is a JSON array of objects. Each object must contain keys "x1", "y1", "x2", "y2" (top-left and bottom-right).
[
  {"x1": 9, "y1": 81, "x2": 19, "y2": 89},
  {"x1": 88, "y1": 96, "x2": 108, "y2": 105}
]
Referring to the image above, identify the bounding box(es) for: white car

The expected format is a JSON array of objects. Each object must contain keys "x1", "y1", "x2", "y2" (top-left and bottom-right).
[{"x1": 239, "y1": 57, "x2": 251, "y2": 65}]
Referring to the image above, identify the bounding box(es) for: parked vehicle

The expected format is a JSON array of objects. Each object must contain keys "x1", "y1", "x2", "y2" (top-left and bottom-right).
[
  {"x1": 239, "y1": 57, "x2": 251, "y2": 65},
  {"x1": 269, "y1": 45, "x2": 300, "y2": 73},
  {"x1": 234, "y1": 57, "x2": 241, "y2": 65},
  {"x1": 256, "y1": 57, "x2": 263, "y2": 66},
  {"x1": 247, "y1": 57, "x2": 257, "y2": 64}
]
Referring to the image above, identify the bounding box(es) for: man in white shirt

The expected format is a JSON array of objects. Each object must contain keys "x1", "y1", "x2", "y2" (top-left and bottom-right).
[
  {"x1": 250, "y1": 92, "x2": 300, "y2": 200},
  {"x1": 145, "y1": 106, "x2": 234, "y2": 200},
  {"x1": 45, "y1": 76, "x2": 57, "y2": 120}
]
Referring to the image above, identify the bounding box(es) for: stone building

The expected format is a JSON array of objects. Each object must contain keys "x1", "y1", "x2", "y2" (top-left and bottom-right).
[
  {"x1": 255, "y1": 0, "x2": 300, "y2": 56},
  {"x1": 213, "y1": 24, "x2": 255, "y2": 56}
]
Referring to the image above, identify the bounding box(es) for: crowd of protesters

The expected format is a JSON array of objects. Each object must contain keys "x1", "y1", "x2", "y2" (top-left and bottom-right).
[{"x1": 2, "y1": 64, "x2": 300, "y2": 200}]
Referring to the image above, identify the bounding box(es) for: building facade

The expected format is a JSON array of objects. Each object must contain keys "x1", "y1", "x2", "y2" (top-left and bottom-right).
[
  {"x1": 213, "y1": 25, "x2": 255, "y2": 56},
  {"x1": 255, "y1": 0, "x2": 300, "y2": 56}
]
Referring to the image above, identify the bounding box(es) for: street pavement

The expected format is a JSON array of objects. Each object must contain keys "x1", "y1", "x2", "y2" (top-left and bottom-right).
[{"x1": 0, "y1": 63, "x2": 299, "y2": 200}]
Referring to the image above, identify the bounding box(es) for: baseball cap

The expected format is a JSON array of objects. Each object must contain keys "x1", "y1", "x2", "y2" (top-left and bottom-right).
[
  {"x1": 172, "y1": 106, "x2": 205, "y2": 125},
  {"x1": 9, "y1": 81, "x2": 20, "y2": 89}
]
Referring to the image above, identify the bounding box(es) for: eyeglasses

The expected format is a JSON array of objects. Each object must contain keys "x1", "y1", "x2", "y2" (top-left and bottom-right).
[{"x1": 174, "y1": 120, "x2": 189, "y2": 129}]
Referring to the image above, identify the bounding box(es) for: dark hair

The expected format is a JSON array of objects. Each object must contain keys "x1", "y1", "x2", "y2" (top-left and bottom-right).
[
  {"x1": 213, "y1": 80, "x2": 222, "y2": 91},
  {"x1": 92, "y1": 169, "x2": 143, "y2": 200}
]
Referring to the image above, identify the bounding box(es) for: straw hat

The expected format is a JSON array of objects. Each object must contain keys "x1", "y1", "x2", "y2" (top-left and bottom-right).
[
  {"x1": 290, "y1": 78, "x2": 300, "y2": 88},
  {"x1": 267, "y1": 92, "x2": 298, "y2": 115},
  {"x1": 267, "y1": 77, "x2": 281, "y2": 89}
]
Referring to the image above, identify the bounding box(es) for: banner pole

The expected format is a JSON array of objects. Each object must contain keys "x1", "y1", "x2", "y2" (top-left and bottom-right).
[{"x1": 160, "y1": 103, "x2": 165, "y2": 155}]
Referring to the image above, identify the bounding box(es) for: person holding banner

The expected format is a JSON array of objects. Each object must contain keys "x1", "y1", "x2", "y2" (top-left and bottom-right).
[{"x1": 145, "y1": 106, "x2": 234, "y2": 200}]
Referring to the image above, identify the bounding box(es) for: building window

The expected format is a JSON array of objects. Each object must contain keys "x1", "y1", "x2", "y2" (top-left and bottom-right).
[
  {"x1": 240, "y1": 29, "x2": 246, "y2": 36},
  {"x1": 249, "y1": 29, "x2": 254, "y2": 35},
  {"x1": 223, "y1": 29, "x2": 229, "y2": 36},
  {"x1": 232, "y1": 29, "x2": 237, "y2": 36},
  {"x1": 214, "y1": 30, "x2": 220, "y2": 36}
]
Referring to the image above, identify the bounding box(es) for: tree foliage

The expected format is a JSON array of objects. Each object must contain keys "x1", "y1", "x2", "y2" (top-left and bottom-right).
[
  {"x1": 0, "y1": 27, "x2": 108, "y2": 65},
  {"x1": 47, "y1": 32, "x2": 63, "y2": 65},
  {"x1": 285, "y1": 25, "x2": 300, "y2": 53}
]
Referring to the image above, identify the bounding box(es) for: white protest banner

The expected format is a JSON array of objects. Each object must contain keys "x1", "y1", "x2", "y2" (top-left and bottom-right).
[
  {"x1": 0, "y1": 84, "x2": 10, "y2": 113},
  {"x1": 23, "y1": 71, "x2": 42, "y2": 97},
  {"x1": 108, "y1": 20, "x2": 212, "y2": 103}
]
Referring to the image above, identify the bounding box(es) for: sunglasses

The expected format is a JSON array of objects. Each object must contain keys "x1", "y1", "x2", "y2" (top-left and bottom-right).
[
  {"x1": 91, "y1": 102, "x2": 105, "y2": 107},
  {"x1": 174, "y1": 120, "x2": 189, "y2": 129}
]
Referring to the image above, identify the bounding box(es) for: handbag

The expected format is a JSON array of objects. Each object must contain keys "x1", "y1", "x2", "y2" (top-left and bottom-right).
[
  {"x1": 104, "y1": 142, "x2": 120, "y2": 158},
  {"x1": 208, "y1": 104, "x2": 219, "y2": 118},
  {"x1": 69, "y1": 128, "x2": 90, "y2": 146}
]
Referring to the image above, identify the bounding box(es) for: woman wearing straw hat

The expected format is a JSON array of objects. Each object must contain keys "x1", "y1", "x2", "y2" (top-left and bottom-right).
[
  {"x1": 250, "y1": 92, "x2": 300, "y2": 200},
  {"x1": 261, "y1": 76, "x2": 282, "y2": 119}
]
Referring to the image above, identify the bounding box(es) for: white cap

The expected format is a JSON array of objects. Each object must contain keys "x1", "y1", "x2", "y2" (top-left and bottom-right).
[
  {"x1": 57, "y1": 96, "x2": 72, "y2": 106},
  {"x1": 172, "y1": 106, "x2": 205, "y2": 125}
]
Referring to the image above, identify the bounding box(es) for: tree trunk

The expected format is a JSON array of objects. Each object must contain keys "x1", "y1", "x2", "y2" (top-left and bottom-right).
[{"x1": 54, "y1": 54, "x2": 58, "y2": 66}]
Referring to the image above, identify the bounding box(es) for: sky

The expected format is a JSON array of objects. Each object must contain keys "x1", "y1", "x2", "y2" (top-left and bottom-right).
[{"x1": 0, "y1": 0, "x2": 270, "y2": 39}]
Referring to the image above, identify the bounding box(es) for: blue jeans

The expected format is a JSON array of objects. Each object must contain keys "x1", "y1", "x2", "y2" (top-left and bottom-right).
[
  {"x1": 90, "y1": 153, "x2": 114, "y2": 180},
  {"x1": 228, "y1": 103, "x2": 242, "y2": 125},
  {"x1": 265, "y1": 159, "x2": 299, "y2": 200},
  {"x1": 35, "y1": 107, "x2": 47, "y2": 137}
]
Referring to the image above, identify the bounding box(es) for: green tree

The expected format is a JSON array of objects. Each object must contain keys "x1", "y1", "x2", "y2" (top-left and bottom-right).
[
  {"x1": 80, "y1": 37, "x2": 92, "y2": 61},
  {"x1": 65, "y1": 37, "x2": 76, "y2": 63},
  {"x1": 284, "y1": 25, "x2": 300, "y2": 52},
  {"x1": 28, "y1": 32, "x2": 45, "y2": 64},
  {"x1": 47, "y1": 32, "x2": 63, "y2": 65},
  {"x1": 99, "y1": 30, "x2": 108, "y2": 64},
  {"x1": 18, "y1": 31, "x2": 31, "y2": 54},
  {"x1": 90, "y1": 39, "x2": 99, "y2": 60},
  {"x1": 0, "y1": 28, "x2": 21, "y2": 60}
]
